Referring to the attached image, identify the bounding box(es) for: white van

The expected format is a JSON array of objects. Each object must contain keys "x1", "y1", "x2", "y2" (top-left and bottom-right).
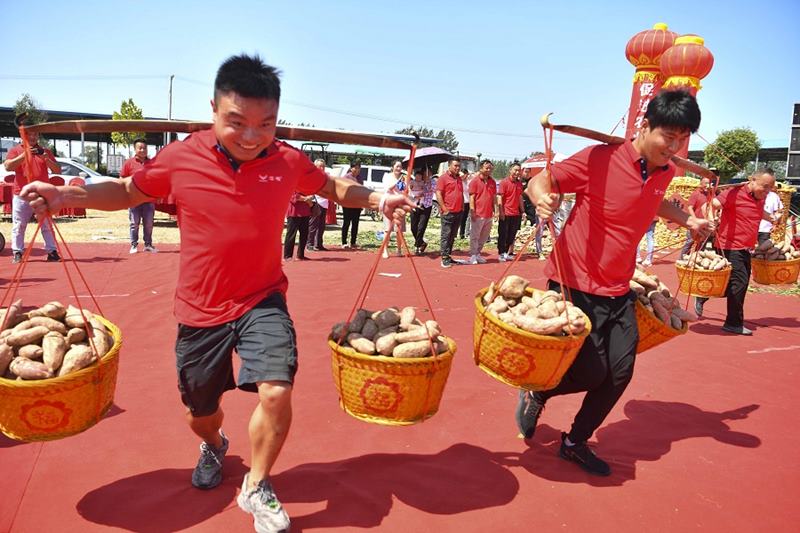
[{"x1": 331, "y1": 164, "x2": 392, "y2": 193}]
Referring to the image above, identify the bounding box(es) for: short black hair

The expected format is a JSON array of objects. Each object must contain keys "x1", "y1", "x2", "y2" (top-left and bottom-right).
[
  {"x1": 480, "y1": 159, "x2": 492, "y2": 167},
  {"x1": 448, "y1": 157, "x2": 461, "y2": 165},
  {"x1": 643, "y1": 90, "x2": 701, "y2": 133},
  {"x1": 214, "y1": 54, "x2": 281, "y2": 102},
  {"x1": 133, "y1": 138, "x2": 147, "y2": 147}
]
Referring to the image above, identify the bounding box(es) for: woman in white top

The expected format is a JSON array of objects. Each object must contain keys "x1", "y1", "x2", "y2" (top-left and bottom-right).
[
  {"x1": 381, "y1": 160, "x2": 407, "y2": 257},
  {"x1": 458, "y1": 168, "x2": 472, "y2": 239}
]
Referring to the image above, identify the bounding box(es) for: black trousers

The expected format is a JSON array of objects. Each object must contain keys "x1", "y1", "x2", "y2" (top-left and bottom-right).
[
  {"x1": 341, "y1": 207, "x2": 362, "y2": 246},
  {"x1": 497, "y1": 215, "x2": 522, "y2": 255},
  {"x1": 459, "y1": 203, "x2": 470, "y2": 238},
  {"x1": 439, "y1": 211, "x2": 462, "y2": 260},
  {"x1": 722, "y1": 249, "x2": 751, "y2": 328},
  {"x1": 410, "y1": 205, "x2": 432, "y2": 248},
  {"x1": 536, "y1": 281, "x2": 639, "y2": 443},
  {"x1": 308, "y1": 207, "x2": 327, "y2": 249},
  {"x1": 284, "y1": 216, "x2": 310, "y2": 259}
]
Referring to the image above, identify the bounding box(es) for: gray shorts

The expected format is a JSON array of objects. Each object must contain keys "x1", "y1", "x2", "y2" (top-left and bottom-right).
[{"x1": 175, "y1": 292, "x2": 298, "y2": 416}]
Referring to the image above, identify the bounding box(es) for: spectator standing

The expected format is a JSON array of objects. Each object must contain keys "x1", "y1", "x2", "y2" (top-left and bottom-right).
[
  {"x1": 497, "y1": 163, "x2": 524, "y2": 261},
  {"x1": 381, "y1": 161, "x2": 406, "y2": 257},
  {"x1": 121, "y1": 138, "x2": 157, "y2": 254},
  {"x1": 3, "y1": 129, "x2": 62, "y2": 263},
  {"x1": 409, "y1": 169, "x2": 434, "y2": 254},
  {"x1": 637, "y1": 217, "x2": 658, "y2": 266},
  {"x1": 458, "y1": 167, "x2": 471, "y2": 239},
  {"x1": 468, "y1": 160, "x2": 496, "y2": 264},
  {"x1": 307, "y1": 158, "x2": 329, "y2": 251},
  {"x1": 284, "y1": 191, "x2": 313, "y2": 261},
  {"x1": 435, "y1": 158, "x2": 464, "y2": 268},
  {"x1": 340, "y1": 161, "x2": 363, "y2": 248},
  {"x1": 680, "y1": 176, "x2": 711, "y2": 257}
]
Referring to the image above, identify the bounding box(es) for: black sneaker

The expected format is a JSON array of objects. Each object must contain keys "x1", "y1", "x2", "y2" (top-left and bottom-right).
[
  {"x1": 12, "y1": 251, "x2": 22, "y2": 264},
  {"x1": 419, "y1": 242, "x2": 428, "y2": 254},
  {"x1": 441, "y1": 257, "x2": 453, "y2": 269},
  {"x1": 192, "y1": 431, "x2": 229, "y2": 489},
  {"x1": 722, "y1": 324, "x2": 753, "y2": 336},
  {"x1": 559, "y1": 432, "x2": 611, "y2": 476},
  {"x1": 694, "y1": 297, "x2": 705, "y2": 317},
  {"x1": 46, "y1": 251, "x2": 61, "y2": 262},
  {"x1": 515, "y1": 389, "x2": 545, "y2": 439}
]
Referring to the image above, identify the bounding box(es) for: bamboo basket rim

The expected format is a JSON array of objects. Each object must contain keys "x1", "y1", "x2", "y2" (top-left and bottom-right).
[
  {"x1": 0, "y1": 315, "x2": 122, "y2": 388},
  {"x1": 474, "y1": 287, "x2": 592, "y2": 344},
  {"x1": 751, "y1": 256, "x2": 800, "y2": 266},
  {"x1": 675, "y1": 263, "x2": 733, "y2": 275},
  {"x1": 328, "y1": 336, "x2": 456, "y2": 364}
]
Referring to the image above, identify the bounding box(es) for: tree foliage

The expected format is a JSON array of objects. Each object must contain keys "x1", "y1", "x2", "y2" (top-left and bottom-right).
[
  {"x1": 111, "y1": 99, "x2": 145, "y2": 149},
  {"x1": 703, "y1": 128, "x2": 761, "y2": 183},
  {"x1": 395, "y1": 126, "x2": 460, "y2": 152},
  {"x1": 13, "y1": 93, "x2": 48, "y2": 125}
]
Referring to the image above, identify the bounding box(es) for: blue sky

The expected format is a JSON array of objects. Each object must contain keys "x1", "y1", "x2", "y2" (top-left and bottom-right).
[{"x1": 1, "y1": 0, "x2": 797, "y2": 160}]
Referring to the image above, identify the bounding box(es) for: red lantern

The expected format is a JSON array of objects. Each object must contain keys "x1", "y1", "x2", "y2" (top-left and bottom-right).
[
  {"x1": 660, "y1": 35, "x2": 714, "y2": 93},
  {"x1": 624, "y1": 23, "x2": 678, "y2": 139}
]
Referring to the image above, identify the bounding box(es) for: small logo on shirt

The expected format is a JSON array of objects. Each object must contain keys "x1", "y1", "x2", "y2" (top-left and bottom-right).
[
  {"x1": 258, "y1": 174, "x2": 283, "y2": 183},
  {"x1": 654, "y1": 188, "x2": 665, "y2": 195}
]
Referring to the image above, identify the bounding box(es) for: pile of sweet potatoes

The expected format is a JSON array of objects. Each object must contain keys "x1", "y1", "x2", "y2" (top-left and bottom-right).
[
  {"x1": 482, "y1": 275, "x2": 589, "y2": 336},
  {"x1": 630, "y1": 267, "x2": 697, "y2": 330},
  {"x1": 331, "y1": 307, "x2": 449, "y2": 358},
  {"x1": 676, "y1": 249, "x2": 731, "y2": 270},
  {"x1": 0, "y1": 300, "x2": 114, "y2": 380},
  {"x1": 753, "y1": 239, "x2": 799, "y2": 261}
]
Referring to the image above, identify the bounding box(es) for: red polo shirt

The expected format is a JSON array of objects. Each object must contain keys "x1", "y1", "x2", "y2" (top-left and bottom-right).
[
  {"x1": 714, "y1": 184, "x2": 765, "y2": 250},
  {"x1": 132, "y1": 129, "x2": 328, "y2": 327},
  {"x1": 469, "y1": 176, "x2": 497, "y2": 218},
  {"x1": 120, "y1": 156, "x2": 148, "y2": 178},
  {"x1": 286, "y1": 192, "x2": 312, "y2": 217},
  {"x1": 6, "y1": 144, "x2": 54, "y2": 194},
  {"x1": 498, "y1": 177, "x2": 524, "y2": 216},
  {"x1": 545, "y1": 140, "x2": 676, "y2": 296},
  {"x1": 436, "y1": 171, "x2": 464, "y2": 213},
  {"x1": 687, "y1": 187, "x2": 708, "y2": 217}
]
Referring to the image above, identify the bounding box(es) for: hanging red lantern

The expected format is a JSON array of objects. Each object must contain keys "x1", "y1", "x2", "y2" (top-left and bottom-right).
[{"x1": 660, "y1": 35, "x2": 715, "y2": 93}]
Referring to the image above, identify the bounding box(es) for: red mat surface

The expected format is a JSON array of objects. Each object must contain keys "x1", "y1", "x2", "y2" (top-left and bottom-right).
[{"x1": 1, "y1": 244, "x2": 799, "y2": 532}]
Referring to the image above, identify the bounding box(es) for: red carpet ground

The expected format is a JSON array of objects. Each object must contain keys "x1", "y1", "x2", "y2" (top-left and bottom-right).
[{"x1": 1, "y1": 244, "x2": 799, "y2": 532}]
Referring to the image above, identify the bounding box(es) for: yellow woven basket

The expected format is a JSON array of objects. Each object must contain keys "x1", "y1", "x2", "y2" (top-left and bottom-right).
[
  {"x1": 473, "y1": 288, "x2": 590, "y2": 392},
  {"x1": 330, "y1": 337, "x2": 455, "y2": 426},
  {"x1": 635, "y1": 300, "x2": 688, "y2": 354},
  {"x1": 751, "y1": 257, "x2": 800, "y2": 285},
  {"x1": 675, "y1": 264, "x2": 731, "y2": 298},
  {"x1": 0, "y1": 316, "x2": 122, "y2": 442}
]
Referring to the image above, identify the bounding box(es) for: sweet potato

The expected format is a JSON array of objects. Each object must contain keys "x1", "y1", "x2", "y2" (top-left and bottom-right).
[
  {"x1": 29, "y1": 301, "x2": 67, "y2": 320},
  {"x1": 347, "y1": 309, "x2": 370, "y2": 333},
  {"x1": 66, "y1": 327, "x2": 87, "y2": 345},
  {"x1": 392, "y1": 339, "x2": 433, "y2": 358},
  {"x1": 6, "y1": 326, "x2": 49, "y2": 347},
  {"x1": 512, "y1": 314, "x2": 568, "y2": 335},
  {"x1": 498, "y1": 275, "x2": 528, "y2": 299},
  {"x1": 629, "y1": 280, "x2": 646, "y2": 295},
  {"x1": 498, "y1": 311, "x2": 515, "y2": 323},
  {"x1": 486, "y1": 299, "x2": 508, "y2": 316},
  {"x1": 17, "y1": 344, "x2": 44, "y2": 360},
  {"x1": 58, "y1": 345, "x2": 97, "y2": 376},
  {"x1": 373, "y1": 308, "x2": 401, "y2": 330},
  {"x1": 671, "y1": 306, "x2": 698, "y2": 323},
  {"x1": 360, "y1": 318, "x2": 379, "y2": 340},
  {"x1": 651, "y1": 300, "x2": 671, "y2": 325},
  {"x1": 64, "y1": 305, "x2": 94, "y2": 328},
  {"x1": 433, "y1": 336, "x2": 450, "y2": 355},
  {"x1": 27, "y1": 316, "x2": 68, "y2": 335},
  {"x1": 330, "y1": 321, "x2": 349, "y2": 341},
  {"x1": 399, "y1": 307, "x2": 416, "y2": 330},
  {"x1": 0, "y1": 342, "x2": 13, "y2": 374},
  {"x1": 10, "y1": 357, "x2": 53, "y2": 380},
  {"x1": 43, "y1": 331, "x2": 68, "y2": 372},
  {"x1": 482, "y1": 282, "x2": 498, "y2": 305},
  {"x1": 755, "y1": 239, "x2": 773, "y2": 252},
  {"x1": 631, "y1": 269, "x2": 658, "y2": 291},
  {"x1": 0, "y1": 299, "x2": 24, "y2": 329},
  {"x1": 537, "y1": 299, "x2": 559, "y2": 319},
  {"x1": 346, "y1": 333, "x2": 376, "y2": 355},
  {"x1": 669, "y1": 314, "x2": 683, "y2": 330},
  {"x1": 394, "y1": 320, "x2": 441, "y2": 343},
  {"x1": 375, "y1": 332, "x2": 398, "y2": 356}
]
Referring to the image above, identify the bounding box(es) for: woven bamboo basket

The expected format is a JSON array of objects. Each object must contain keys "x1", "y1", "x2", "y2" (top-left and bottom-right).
[
  {"x1": 0, "y1": 316, "x2": 122, "y2": 442},
  {"x1": 635, "y1": 300, "x2": 688, "y2": 354},
  {"x1": 751, "y1": 257, "x2": 800, "y2": 285},
  {"x1": 330, "y1": 337, "x2": 455, "y2": 425},
  {"x1": 675, "y1": 264, "x2": 731, "y2": 298},
  {"x1": 473, "y1": 288, "x2": 590, "y2": 392}
]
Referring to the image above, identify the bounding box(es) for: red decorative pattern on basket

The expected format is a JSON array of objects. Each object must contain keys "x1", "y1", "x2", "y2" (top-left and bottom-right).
[
  {"x1": 774, "y1": 267, "x2": 792, "y2": 283},
  {"x1": 20, "y1": 400, "x2": 72, "y2": 432},
  {"x1": 498, "y1": 347, "x2": 535, "y2": 378},
  {"x1": 695, "y1": 278, "x2": 714, "y2": 295},
  {"x1": 359, "y1": 377, "x2": 403, "y2": 414}
]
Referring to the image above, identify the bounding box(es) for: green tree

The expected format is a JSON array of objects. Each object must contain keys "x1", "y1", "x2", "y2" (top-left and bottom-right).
[
  {"x1": 13, "y1": 93, "x2": 48, "y2": 125},
  {"x1": 83, "y1": 145, "x2": 103, "y2": 170},
  {"x1": 703, "y1": 128, "x2": 761, "y2": 183},
  {"x1": 395, "y1": 126, "x2": 460, "y2": 152},
  {"x1": 490, "y1": 159, "x2": 512, "y2": 181},
  {"x1": 111, "y1": 99, "x2": 145, "y2": 151}
]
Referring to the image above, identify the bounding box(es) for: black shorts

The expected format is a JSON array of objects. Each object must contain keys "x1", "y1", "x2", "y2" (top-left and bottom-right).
[{"x1": 175, "y1": 292, "x2": 298, "y2": 416}]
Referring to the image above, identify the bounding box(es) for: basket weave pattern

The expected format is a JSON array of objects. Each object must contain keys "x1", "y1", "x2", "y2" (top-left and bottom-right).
[
  {"x1": 330, "y1": 337, "x2": 455, "y2": 425},
  {"x1": 676, "y1": 264, "x2": 731, "y2": 297},
  {"x1": 635, "y1": 300, "x2": 688, "y2": 354},
  {"x1": 751, "y1": 257, "x2": 800, "y2": 285},
  {"x1": 473, "y1": 288, "x2": 590, "y2": 392},
  {"x1": 0, "y1": 316, "x2": 122, "y2": 442}
]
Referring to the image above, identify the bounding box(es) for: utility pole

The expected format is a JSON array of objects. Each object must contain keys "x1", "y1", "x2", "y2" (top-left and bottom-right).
[{"x1": 165, "y1": 74, "x2": 175, "y2": 146}]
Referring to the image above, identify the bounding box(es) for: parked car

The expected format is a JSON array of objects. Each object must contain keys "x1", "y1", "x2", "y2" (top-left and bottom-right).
[
  {"x1": 53, "y1": 158, "x2": 117, "y2": 185},
  {"x1": 331, "y1": 164, "x2": 392, "y2": 193}
]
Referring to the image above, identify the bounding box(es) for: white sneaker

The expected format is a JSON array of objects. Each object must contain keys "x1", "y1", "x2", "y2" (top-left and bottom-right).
[
  {"x1": 476, "y1": 255, "x2": 487, "y2": 264},
  {"x1": 382, "y1": 247, "x2": 389, "y2": 258},
  {"x1": 129, "y1": 245, "x2": 138, "y2": 254},
  {"x1": 469, "y1": 255, "x2": 479, "y2": 265},
  {"x1": 498, "y1": 253, "x2": 508, "y2": 262},
  {"x1": 237, "y1": 474, "x2": 291, "y2": 533},
  {"x1": 144, "y1": 245, "x2": 158, "y2": 253}
]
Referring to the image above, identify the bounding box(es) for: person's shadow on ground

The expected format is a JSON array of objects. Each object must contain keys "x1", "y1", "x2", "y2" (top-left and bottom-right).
[{"x1": 508, "y1": 400, "x2": 761, "y2": 487}]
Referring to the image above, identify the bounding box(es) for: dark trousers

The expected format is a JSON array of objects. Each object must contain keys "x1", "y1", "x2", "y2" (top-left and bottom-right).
[
  {"x1": 308, "y1": 207, "x2": 327, "y2": 249},
  {"x1": 410, "y1": 205, "x2": 432, "y2": 248},
  {"x1": 536, "y1": 281, "x2": 639, "y2": 443},
  {"x1": 459, "y1": 203, "x2": 470, "y2": 238},
  {"x1": 757, "y1": 232, "x2": 772, "y2": 246},
  {"x1": 497, "y1": 215, "x2": 522, "y2": 255},
  {"x1": 284, "y1": 216, "x2": 310, "y2": 259},
  {"x1": 341, "y1": 207, "x2": 362, "y2": 246},
  {"x1": 439, "y1": 211, "x2": 462, "y2": 260},
  {"x1": 722, "y1": 249, "x2": 751, "y2": 328}
]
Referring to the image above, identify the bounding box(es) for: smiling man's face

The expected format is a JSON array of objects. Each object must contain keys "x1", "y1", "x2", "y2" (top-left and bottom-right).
[{"x1": 212, "y1": 92, "x2": 278, "y2": 164}]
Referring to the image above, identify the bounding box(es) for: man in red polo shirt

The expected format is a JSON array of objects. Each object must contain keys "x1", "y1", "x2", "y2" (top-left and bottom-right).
[
  {"x1": 467, "y1": 159, "x2": 497, "y2": 264},
  {"x1": 679, "y1": 175, "x2": 712, "y2": 257},
  {"x1": 21, "y1": 54, "x2": 413, "y2": 533},
  {"x1": 517, "y1": 90, "x2": 713, "y2": 476},
  {"x1": 435, "y1": 157, "x2": 464, "y2": 268},
  {"x1": 497, "y1": 162, "x2": 524, "y2": 261},
  {"x1": 120, "y1": 138, "x2": 157, "y2": 254},
  {"x1": 3, "y1": 129, "x2": 62, "y2": 263},
  {"x1": 694, "y1": 169, "x2": 776, "y2": 335}
]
